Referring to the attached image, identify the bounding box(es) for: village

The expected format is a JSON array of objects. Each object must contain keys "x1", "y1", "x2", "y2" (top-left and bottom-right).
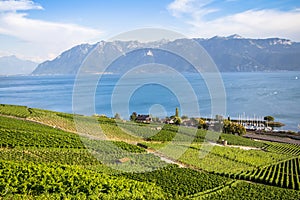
[{"x1": 125, "y1": 107, "x2": 298, "y2": 136}]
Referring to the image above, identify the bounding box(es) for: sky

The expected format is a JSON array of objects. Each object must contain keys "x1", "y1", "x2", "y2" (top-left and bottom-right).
[{"x1": 0, "y1": 0, "x2": 300, "y2": 63}]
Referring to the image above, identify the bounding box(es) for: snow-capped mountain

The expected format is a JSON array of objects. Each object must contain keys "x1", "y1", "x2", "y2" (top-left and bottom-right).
[{"x1": 32, "y1": 35, "x2": 300, "y2": 75}]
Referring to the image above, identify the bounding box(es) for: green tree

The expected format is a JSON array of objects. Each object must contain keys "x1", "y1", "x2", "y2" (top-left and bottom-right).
[
  {"x1": 198, "y1": 119, "x2": 208, "y2": 130},
  {"x1": 173, "y1": 116, "x2": 181, "y2": 125},
  {"x1": 223, "y1": 120, "x2": 246, "y2": 136},
  {"x1": 130, "y1": 112, "x2": 137, "y2": 121},
  {"x1": 114, "y1": 113, "x2": 121, "y2": 120},
  {"x1": 264, "y1": 116, "x2": 274, "y2": 122},
  {"x1": 181, "y1": 115, "x2": 189, "y2": 120}
]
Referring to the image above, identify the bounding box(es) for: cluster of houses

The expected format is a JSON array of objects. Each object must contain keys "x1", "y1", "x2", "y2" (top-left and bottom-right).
[
  {"x1": 134, "y1": 114, "x2": 199, "y2": 126},
  {"x1": 131, "y1": 113, "x2": 278, "y2": 132}
]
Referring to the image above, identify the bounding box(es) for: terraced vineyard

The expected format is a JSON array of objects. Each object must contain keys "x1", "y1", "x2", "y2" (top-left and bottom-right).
[
  {"x1": 233, "y1": 157, "x2": 300, "y2": 190},
  {"x1": 202, "y1": 181, "x2": 300, "y2": 200},
  {"x1": 264, "y1": 142, "x2": 300, "y2": 156},
  {"x1": 0, "y1": 104, "x2": 300, "y2": 199},
  {"x1": 0, "y1": 115, "x2": 84, "y2": 148},
  {"x1": 0, "y1": 104, "x2": 31, "y2": 118}
]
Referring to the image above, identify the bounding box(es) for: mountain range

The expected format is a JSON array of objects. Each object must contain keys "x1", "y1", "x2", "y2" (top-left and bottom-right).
[
  {"x1": 0, "y1": 55, "x2": 37, "y2": 75},
  {"x1": 32, "y1": 34, "x2": 300, "y2": 74}
]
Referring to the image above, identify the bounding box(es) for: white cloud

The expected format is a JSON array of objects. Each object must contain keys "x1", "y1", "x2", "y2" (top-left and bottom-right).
[
  {"x1": 167, "y1": 0, "x2": 300, "y2": 41},
  {"x1": 0, "y1": 0, "x2": 43, "y2": 11},
  {"x1": 189, "y1": 9, "x2": 300, "y2": 41},
  {"x1": 168, "y1": 0, "x2": 216, "y2": 18},
  {"x1": 0, "y1": 1, "x2": 102, "y2": 62},
  {"x1": 168, "y1": 0, "x2": 195, "y2": 16}
]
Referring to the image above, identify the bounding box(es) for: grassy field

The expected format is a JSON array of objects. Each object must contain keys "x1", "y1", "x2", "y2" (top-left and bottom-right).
[{"x1": 0, "y1": 104, "x2": 299, "y2": 199}]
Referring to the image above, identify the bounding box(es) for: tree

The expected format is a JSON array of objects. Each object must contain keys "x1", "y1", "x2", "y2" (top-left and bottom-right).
[
  {"x1": 198, "y1": 119, "x2": 208, "y2": 130},
  {"x1": 130, "y1": 112, "x2": 137, "y2": 121},
  {"x1": 264, "y1": 116, "x2": 274, "y2": 122},
  {"x1": 181, "y1": 115, "x2": 189, "y2": 120},
  {"x1": 223, "y1": 120, "x2": 246, "y2": 136},
  {"x1": 172, "y1": 116, "x2": 181, "y2": 125},
  {"x1": 114, "y1": 113, "x2": 121, "y2": 120}
]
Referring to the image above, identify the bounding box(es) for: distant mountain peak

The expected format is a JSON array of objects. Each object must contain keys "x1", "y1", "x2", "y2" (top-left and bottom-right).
[
  {"x1": 32, "y1": 36, "x2": 300, "y2": 75},
  {"x1": 227, "y1": 34, "x2": 243, "y2": 39},
  {"x1": 268, "y1": 38, "x2": 293, "y2": 46},
  {"x1": 0, "y1": 55, "x2": 38, "y2": 75}
]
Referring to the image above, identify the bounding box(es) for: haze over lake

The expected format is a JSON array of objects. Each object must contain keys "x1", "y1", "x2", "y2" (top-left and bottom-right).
[{"x1": 0, "y1": 72, "x2": 299, "y2": 131}]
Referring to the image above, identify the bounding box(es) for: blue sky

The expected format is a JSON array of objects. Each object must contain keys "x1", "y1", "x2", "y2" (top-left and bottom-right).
[{"x1": 0, "y1": 0, "x2": 300, "y2": 62}]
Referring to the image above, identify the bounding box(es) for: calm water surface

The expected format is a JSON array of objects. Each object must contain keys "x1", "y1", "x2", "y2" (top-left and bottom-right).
[{"x1": 0, "y1": 72, "x2": 299, "y2": 131}]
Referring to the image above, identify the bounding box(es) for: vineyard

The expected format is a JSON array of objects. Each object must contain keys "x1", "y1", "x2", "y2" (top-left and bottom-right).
[
  {"x1": 0, "y1": 104, "x2": 300, "y2": 199},
  {"x1": 0, "y1": 161, "x2": 165, "y2": 199},
  {"x1": 263, "y1": 142, "x2": 300, "y2": 156},
  {"x1": 231, "y1": 157, "x2": 300, "y2": 190},
  {"x1": 202, "y1": 181, "x2": 300, "y2": 200},
  {"x1": 0, "y1": 115, "x2": 84, "y2": 148},
  {"x1": 122, "y1": 165, "x2": 232, "y2": 198}
]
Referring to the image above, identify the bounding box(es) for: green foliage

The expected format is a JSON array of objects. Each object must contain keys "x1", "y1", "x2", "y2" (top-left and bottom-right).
[
  {"x1": 28, "y1": 108, "x2": 77, "y2": 132},
  {"x1": 223, "y1": 120, "x2": 246, "y2": 136},
  {"x1": 130, "y1": 112, "x2": 137, "y2": 121},
  {"x1": 180, "y1": 146, "x2": 255, "y2": 174},
  {"x1": 219, "y1": 134, "x2": 265, "y2": 148},
  {"x1": 112, "y1": 141, "x2": 146, "y2": 153},
  {"x1": 123, "y1": 165, "x2": 231, "y2": 198},
  {"x1": 1, "y1": 104, "x2": 299, "y2": 199},
  {"x1": 198, "y1": 119, "x2": 208, "y2": 130},
  {"x1": 181, "y1": 115, "x2": 189, "y2": 120},
  {"x1": 0, "y1": 148, "x2": 101, "y2": 166},
  {"x1": 0, "y1": 104, "x2": 31, "y2": 118},
  {"x1": 203, "y1": 181, "x2": 300, "y2": 200},
  {"x1": 264, "y1": 115, "x2": 275, "y2": 122},
  {"x1": 210, "y1": 145, "x2": 290, "y2": 167},
  {"x1": 99, "y1": 120, "x2": 140, "y2": 141},
  {"x1": 0, "y1": 161, "x2": 165, "y2": 199},
  {"x1": 0, "y1": 116, "x2": 84, "y2": 148},
  {"x1": 234, "y1": 157, "x2": 300, "y2": 190},
  {"x1": 80, "y1": 138, "x2": 167, "y2": 172},
  {"x1": 264, "y1": 142, "x2": 300, "y2": 156},
  {"x1": 114, "y1": 113, "x2": 121, "y2": 119},
  {"x1": 170, "y1": 116, "x2": 181, "y2": 125},
  {"x1": 179, "y1": 143, "x2": 290, "y2": 174}
]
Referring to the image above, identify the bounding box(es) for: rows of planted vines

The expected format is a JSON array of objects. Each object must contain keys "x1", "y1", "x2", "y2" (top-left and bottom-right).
[
  {"x1": 264, "y1": 142, "x2": 300, "y2": 156},
  {"x1": 176, "y1": 143, "x2": 291, "y2": 175},
  {"x1": 233, "y1": 157, "x2": 300, "y2": 190},
  {"x1": 0, "y1": 148, "x2": 101, "y2": 166},
  {"x1": 203, "y1": 181, "x2": 300, "y2": 200},
  {"x1": 0, "y1": 116, "x2": 84, "y2": 148},
  {"x1": 116, "y1": 121, "x2": 160, "y2": 138},
  {"x1": 0, "y1": 104, "x2": 31, "y2": 118},
  {"x1": 122, "y1": 165, "x2": 232, "y2": 198},
  {"x1": 208, "y1": 145, "x2": 291, "y2": 167},
  {"x1": 219, "y1": 133, "x2": 266, "y2": 148},
  {"x1": 82, "y1": 139, "x2": 167, "y2": 172},
  {"x1": 0, "y1": 161, "x2": 165, "y2": 199},
  {"x1": 1, "y1": 104, "x2": 300, "y2": 199},
  {"x1": 96, "y1": 118, "x2": 141, "y2": 141},
  {"x1": 28, "y1": 109, "x2": 77, "y2": 132},
  {"x1": 179, "y1": 146, "x2": 255, "y2": 174}
]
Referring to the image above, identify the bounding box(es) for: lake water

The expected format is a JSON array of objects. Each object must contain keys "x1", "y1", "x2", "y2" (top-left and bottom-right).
[{"x1": 0, "y1": 72, "x2": 299, "y2": 131}]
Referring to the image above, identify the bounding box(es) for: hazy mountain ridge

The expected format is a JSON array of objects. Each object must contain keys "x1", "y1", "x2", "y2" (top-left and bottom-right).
[
  {"x1": 0, "y1": 55, "x2": 38, "y2": 75},
  {"x1": 32, "y1": 44, "x2": 95, "y2": 75},
  {"x1": 32, "y1": 35, "x2": 300, "y2": 75}
]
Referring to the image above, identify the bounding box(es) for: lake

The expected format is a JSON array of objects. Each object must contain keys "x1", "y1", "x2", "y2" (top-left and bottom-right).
[{"x1": 0, "y1": 72, "x2": 299, "y2": 131}]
